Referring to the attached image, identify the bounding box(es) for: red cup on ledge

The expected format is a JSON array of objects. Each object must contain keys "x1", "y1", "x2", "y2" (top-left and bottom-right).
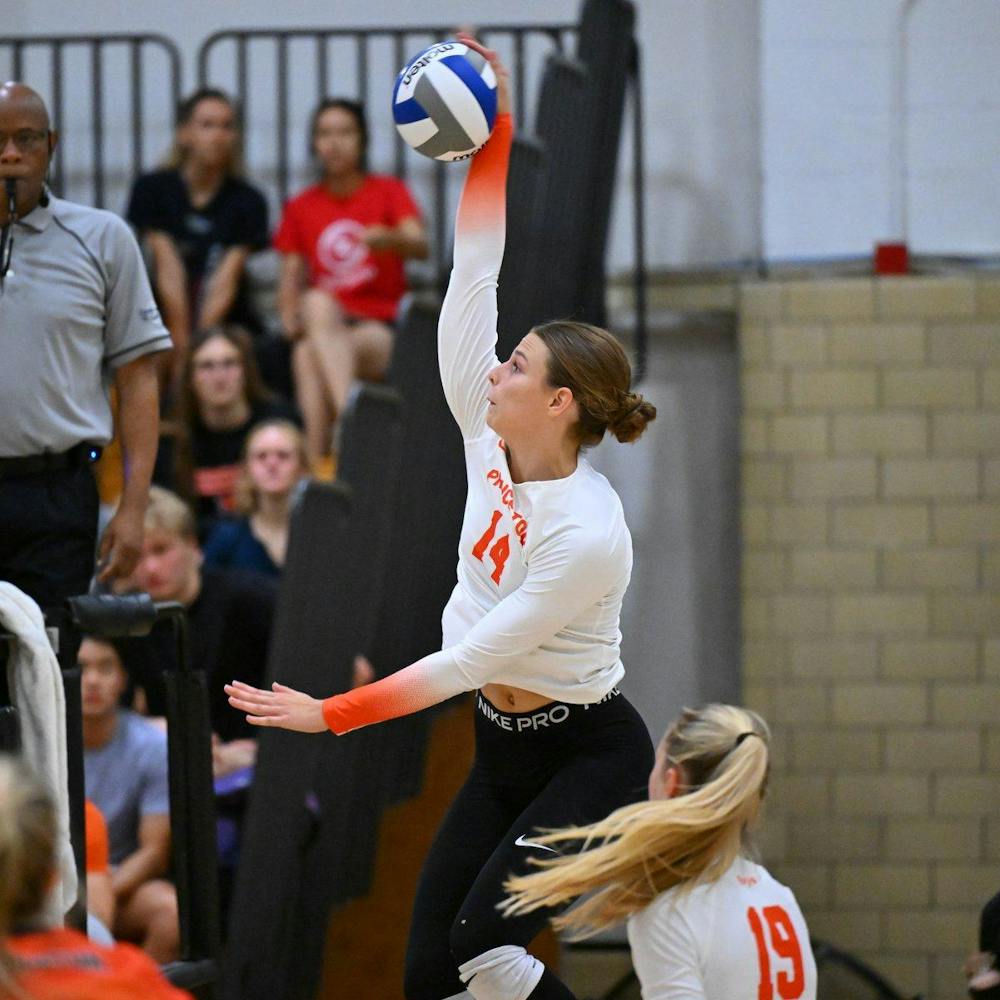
[{"x1": 874, "y1": 241, "x2": 910, "y2": 275}]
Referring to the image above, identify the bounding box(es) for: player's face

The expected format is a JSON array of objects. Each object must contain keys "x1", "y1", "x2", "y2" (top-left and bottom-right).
[
  {"x1": 79, "y1": 638, "x2": 128, "y2": 720},
  {"x1": 486, "y1": 333, "x2": 562, "y2": 441},
  {"x1": 133, "y1": 529, "x2": 201, "y2": 603},
  {"x1": 313, "y1": 107, "x2": 363, "y2": 178},
  {"x1": 246, "y1": 426, "x2": 303, "y2": 498},
  {"x1": 0, "y1": 94, "x2": 55, "y2": 219},
  {"x1": 191, "y1": 335, "x2": 246, "y2": 410},
  {"x1": 180, "y1": 98, "x2": 237, "y2": 170}
]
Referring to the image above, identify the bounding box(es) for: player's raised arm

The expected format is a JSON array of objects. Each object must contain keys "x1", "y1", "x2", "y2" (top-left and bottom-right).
[{"x1": 437, "y1": 35, "x2": 513, "y2": 440}]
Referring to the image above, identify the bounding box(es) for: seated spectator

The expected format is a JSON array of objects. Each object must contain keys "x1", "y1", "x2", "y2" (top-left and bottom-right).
[
  {"x1": 126, "y1": 87, "x2": 272, "y2": 394},
  {"x1": 123, "y1": 485, "x2": 277, "y2": 919},
  {"x1": 156, "y1": 325, "x2": 298, "y2": 531},
  {"x1": 203, "y1": 418, "x2": 308, "y2": 577},
  {"x1": 274, "y1": 98, "x2": 427, "y2": 473},
  {"x1": 0, "y1": 756, "x2": 191, "y2": 999},
  {"x1": 967, "y1": 889, "x2": 1000, "y2": 997},
  {"x1": 85, "y1": 800, "x2": 115, "y2": 943},
  {"x1": 126, "y1": 485, "x2": 275, "y2": 755},
  {"x1": 79, "y1": 636, "x2": 178, "y2": 964}
]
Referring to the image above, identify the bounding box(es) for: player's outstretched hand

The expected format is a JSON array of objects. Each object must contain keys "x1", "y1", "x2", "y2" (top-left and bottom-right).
[
  {"x1": 457, "y1": 32, "x2": 511, "y2": 117},
  {"x1": 225, "y1": 679, "x2": 327, "y2": 733}
]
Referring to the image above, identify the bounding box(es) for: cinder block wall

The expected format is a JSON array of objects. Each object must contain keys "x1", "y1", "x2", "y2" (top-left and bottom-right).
[{"x1": 738, "y1": 275, "x2": 1000, "y2": 1000}]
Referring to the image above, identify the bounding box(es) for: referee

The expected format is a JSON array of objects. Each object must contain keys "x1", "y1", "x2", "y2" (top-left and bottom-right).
[{"x1": 0, "y1": 82, "x2": 172, "y2": 612}]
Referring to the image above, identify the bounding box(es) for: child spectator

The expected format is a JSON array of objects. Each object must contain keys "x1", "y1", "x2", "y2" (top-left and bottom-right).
[
  {"x1": 126, "y1": 88, "x2": 270, "y2": 392},
  {"x1": 79, "y1": 636, "x2": 178, "y2": 964},
  {"x1": 202, "y1": 418, "x2": 308, "y2": 577},
  {"x1": 0, "y1": 755, "x2": 191, "y2": 999},
  {"x1": 157, "y1": 325, "x2": 298, "y2": 531},
  {"x1": 274, "y1": 98, "x2": 427, "y2": 472}
]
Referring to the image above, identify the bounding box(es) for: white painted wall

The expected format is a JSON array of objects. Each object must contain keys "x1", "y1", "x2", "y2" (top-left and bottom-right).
[
  {"x1": 762, "y1": 0, "x2": 1000, "y2": 260},
  {"x1": 2, "y1": 0, "x2": 762, "y2": 272},
  {"x1": 7, "y1": 0, "x2": 995, "y2": 266}
]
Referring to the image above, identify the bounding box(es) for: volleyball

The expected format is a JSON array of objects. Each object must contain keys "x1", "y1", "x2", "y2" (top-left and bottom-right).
[{"x1": 392, "y1": 42, "x2": 498, "y2": 162}]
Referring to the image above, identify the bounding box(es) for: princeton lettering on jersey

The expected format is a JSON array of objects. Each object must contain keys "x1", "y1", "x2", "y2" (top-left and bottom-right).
[{"x1": 485, "y1": 468, "x2": 528, "y2": 544}]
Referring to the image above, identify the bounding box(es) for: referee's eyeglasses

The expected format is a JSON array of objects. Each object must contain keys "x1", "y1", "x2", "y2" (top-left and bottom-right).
[{"x1": 0, "y1": 129, "x2": 49, "y2": 153}]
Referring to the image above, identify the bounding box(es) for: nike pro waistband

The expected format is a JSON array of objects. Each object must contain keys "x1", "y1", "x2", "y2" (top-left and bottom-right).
[{"x1": 474, "y1": 687, "x2": 622, "y2": 734}]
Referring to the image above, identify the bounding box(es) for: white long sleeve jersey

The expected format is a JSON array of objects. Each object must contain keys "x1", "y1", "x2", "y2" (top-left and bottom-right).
[
  {"x1": 320, "y1": 117, "x2": 630, "y2": 735},
  {"x1": 626, "y1": 857, "x2": 818, "y2": 1000},
  {"x1": 438, "y1": 114, "x2": 630, "y2": 704}
]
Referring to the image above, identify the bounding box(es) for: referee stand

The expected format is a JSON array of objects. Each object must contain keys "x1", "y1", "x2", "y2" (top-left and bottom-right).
[{"x1": 0, "y1": 592, "x2": 222, "y2": 1000}]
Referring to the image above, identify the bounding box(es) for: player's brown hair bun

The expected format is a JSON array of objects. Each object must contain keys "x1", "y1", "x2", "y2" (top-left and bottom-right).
[{"x1": 533, "y1": 320, "x2": 656, "y2": 447}]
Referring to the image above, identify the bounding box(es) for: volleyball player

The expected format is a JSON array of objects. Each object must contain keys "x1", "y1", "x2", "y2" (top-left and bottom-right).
[
  {"x1": 503, "y1": 704, "x2": 818, "y2": 1000},
  {"x1": 226, "y1": 35, "x2": 655, "y2": 1000}
]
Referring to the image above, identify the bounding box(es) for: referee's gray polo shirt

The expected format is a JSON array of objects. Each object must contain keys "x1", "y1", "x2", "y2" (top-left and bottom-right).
[{"x1": 0, "y1": 195, "x2": 172, "y2": 457}]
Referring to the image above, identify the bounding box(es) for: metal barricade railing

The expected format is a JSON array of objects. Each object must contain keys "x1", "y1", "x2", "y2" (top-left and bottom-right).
[
  {"x1": 67, "y1": 595, "x2": 221, "y2": 995},
  {"x1": 0, "y1": 595, "x2": 220, "y2": 997},
  {"x1": 0, "y1": 33, "x2": 181, "y2": 210},
  {"x1": 0, "y1": 21, "x2": 646, "y2": 362},
  {"x1": 197, "y1": 24, "x2": 574, "y2": 289}
]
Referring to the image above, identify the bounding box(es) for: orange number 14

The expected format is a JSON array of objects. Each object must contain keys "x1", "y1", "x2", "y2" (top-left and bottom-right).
[
  {"x1": 747, "y1": 905, "x2": 805, "y2": 1000},
  {"x1": 472, "y1": 509, "x2": 511, "y2": 585}
]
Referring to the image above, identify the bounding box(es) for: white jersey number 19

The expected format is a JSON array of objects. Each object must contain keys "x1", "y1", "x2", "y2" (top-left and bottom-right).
[{"x1": 747, "y1": 905, "x2": 806, "y2": 1000}]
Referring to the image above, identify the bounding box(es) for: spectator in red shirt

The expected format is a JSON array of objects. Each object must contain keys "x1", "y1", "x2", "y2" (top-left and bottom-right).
[
  {"x1": 274, "y1": 98, "x2": 427, "y2": 471},
  {"x1": 0, "y1": 755, "x2": 191, "y2": 1000}
]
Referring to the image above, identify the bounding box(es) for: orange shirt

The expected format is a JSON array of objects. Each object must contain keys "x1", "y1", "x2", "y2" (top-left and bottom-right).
[
  {"x1": 84, "y1": 801, "x2": 109, "y2": 875},
  {"x1": 6, "y1": 928, "x2": 193, "y2": 1000}
]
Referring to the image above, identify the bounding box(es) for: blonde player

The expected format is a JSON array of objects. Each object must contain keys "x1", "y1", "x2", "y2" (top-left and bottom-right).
[
  {"x1": 226, "y1": 35, "x2": 656, "y2": 999},
  {"x1": 0, "y1": 756, "x2": 191, "y2": 999},
  {"x1": 503, "y1": 704, "x2": 818, "y2": 1000}
]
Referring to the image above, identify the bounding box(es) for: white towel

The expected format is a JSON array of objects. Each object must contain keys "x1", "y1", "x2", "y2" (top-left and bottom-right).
[{"x1": 0, "y1": 582, "x2": 78, "y2": 921}]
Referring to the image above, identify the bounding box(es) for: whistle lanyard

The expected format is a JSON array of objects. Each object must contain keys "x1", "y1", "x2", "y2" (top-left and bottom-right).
[{"x1": 0, "y1": 184, "x2": 15, "y2": 288}]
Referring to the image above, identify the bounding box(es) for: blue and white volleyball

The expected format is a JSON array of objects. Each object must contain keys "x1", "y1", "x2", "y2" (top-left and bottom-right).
[{"x1": 392, "y1": 42, "x2": 498, "y2": 162}]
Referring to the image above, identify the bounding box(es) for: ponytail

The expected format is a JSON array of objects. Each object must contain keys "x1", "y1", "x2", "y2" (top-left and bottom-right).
[{"x1": 502, "y1": 705, "x2": 769, "y2": 938}]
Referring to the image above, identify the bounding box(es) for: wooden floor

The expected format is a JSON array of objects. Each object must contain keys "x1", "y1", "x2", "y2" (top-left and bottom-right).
[{"x1": 319, "y1": 697, "x2": 559, "y2": 997}]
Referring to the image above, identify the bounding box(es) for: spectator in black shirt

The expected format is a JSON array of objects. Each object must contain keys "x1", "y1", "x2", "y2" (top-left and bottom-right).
[
  {"x1": 124, "y1": 485, "x2": 275, "y2": 758},
  {"x1": 126, "y1": 88, "x2": 269, "y2": 392},
  {"x1": 156, "y1": 325, "x2": 298, "y2": 530}
]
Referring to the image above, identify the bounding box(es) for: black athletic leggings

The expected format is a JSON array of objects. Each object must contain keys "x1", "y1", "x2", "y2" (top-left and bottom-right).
[{"x1": 403, "y1": 687, "x2": 654, "y2": 1000}]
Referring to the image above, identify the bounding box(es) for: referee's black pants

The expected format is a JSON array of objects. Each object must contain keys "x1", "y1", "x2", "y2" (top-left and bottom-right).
[{"x1": 0, "y1": 462, "x2": 99, "y2": 614}]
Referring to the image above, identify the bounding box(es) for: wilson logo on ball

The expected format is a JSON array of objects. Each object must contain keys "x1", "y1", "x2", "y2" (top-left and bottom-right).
[{"x1": 392, "y1": 41, "x2": 498, "y2": 162}]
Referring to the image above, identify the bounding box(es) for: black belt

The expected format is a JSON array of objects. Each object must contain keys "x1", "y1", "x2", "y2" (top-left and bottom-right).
[{"x1": 0, "y1": 443, "x2": 103, "y2": 481}]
